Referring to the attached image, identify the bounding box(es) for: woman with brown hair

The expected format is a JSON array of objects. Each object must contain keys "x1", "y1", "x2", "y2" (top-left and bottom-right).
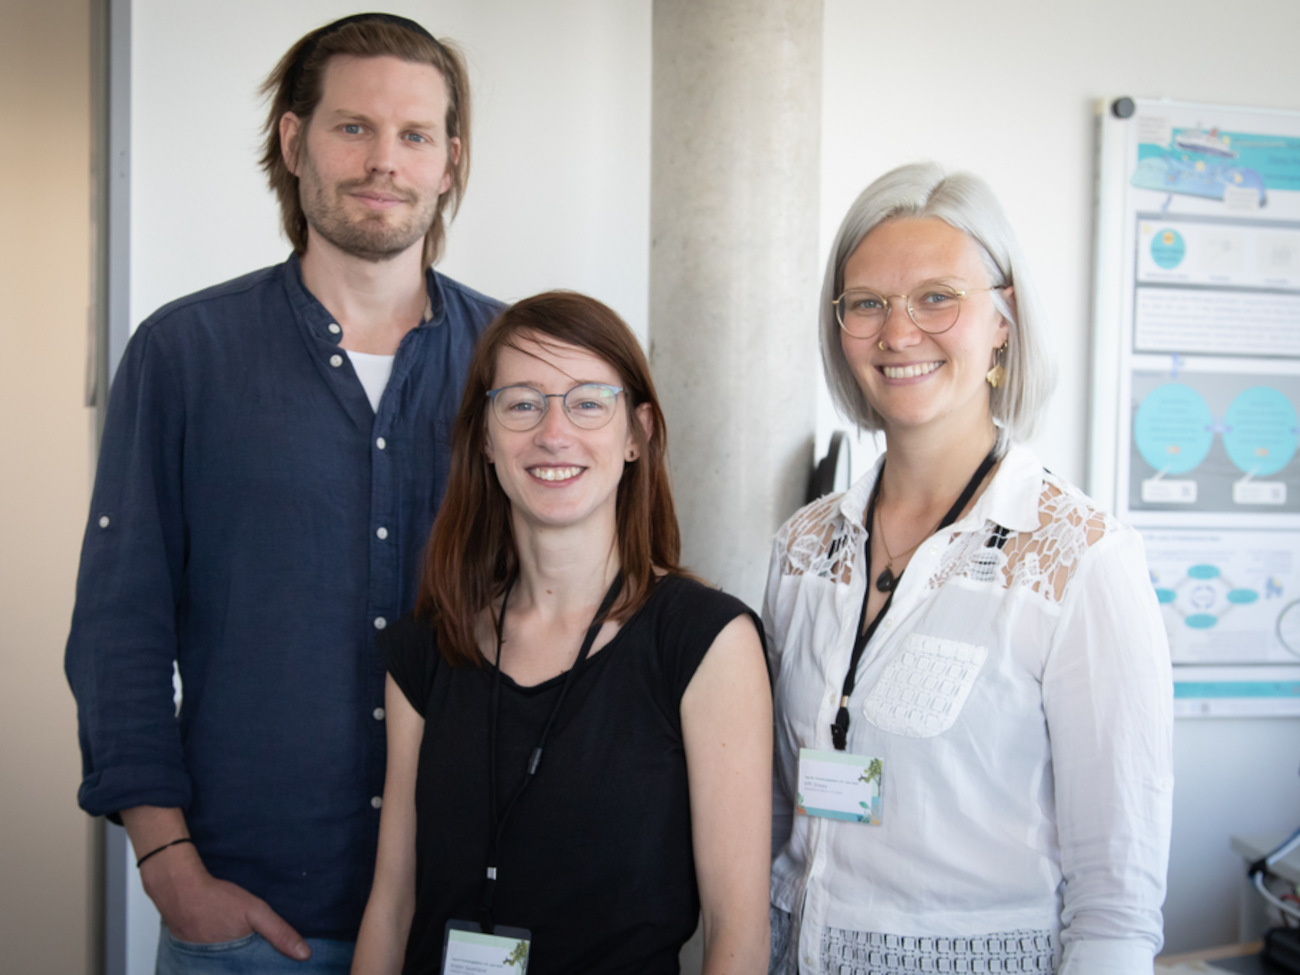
[{"x1": 353, "y1": 292, "x2": 772, "y2": 974}]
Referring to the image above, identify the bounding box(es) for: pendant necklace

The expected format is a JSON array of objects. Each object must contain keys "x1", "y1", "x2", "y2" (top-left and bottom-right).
[
  {"x1": 873, "y1": 509, "x2": 928, "y2": 594},
  {"x1": 871, "y1": 446, "x2": 1000, "y2": 594},
  {"x1": 832, "y1": 444, "x2": 1000, "y2": 750}
]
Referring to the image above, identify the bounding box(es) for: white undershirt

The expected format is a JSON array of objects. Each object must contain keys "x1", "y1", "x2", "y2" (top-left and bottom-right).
[{"x1": 346, "y1": 350, "x2": 396, "y2": 413}]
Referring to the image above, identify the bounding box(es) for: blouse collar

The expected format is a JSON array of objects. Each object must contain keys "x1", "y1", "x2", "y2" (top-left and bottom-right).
[{"x1": 835, "y1": 442, "x2": 1045, "y2": 538}]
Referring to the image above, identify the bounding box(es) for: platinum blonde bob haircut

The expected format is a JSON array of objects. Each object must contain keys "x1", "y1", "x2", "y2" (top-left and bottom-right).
[{"x1": 820, "y1": 161, "x2": 1054, "y2": 448}]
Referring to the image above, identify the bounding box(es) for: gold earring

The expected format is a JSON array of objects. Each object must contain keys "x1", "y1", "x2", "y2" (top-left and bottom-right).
[
  {"x1": 986, "y1": 341, "x2": 1008, "y2": 389},
  {"x1": 626, "y1": 449, "x2": 638, "y2": 461}
]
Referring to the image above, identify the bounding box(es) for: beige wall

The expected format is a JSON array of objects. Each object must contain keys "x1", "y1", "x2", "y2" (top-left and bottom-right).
[{"x1": 0, "y1": 0, "x2": 97, "y2": 972}]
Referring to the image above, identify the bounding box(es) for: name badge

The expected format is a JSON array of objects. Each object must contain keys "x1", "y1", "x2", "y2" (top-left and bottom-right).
[
  {"x1": 796, "y1": 748, "x2": 882, "y2": 825},
  {"x1": 442, "y1": 921, "x2": 531, "y2": 974}
]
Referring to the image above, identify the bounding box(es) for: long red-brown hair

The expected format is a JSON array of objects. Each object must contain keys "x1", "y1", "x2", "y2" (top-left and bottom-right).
[{"x1": 417, "y1": 291, "x2": 683, "y2": 665}]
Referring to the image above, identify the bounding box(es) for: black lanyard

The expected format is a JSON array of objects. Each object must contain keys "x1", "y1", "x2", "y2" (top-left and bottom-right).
[
  {"x1": 478, "y1": 571, "x2": 623, "y2": 932},
  {"x1": 830, "y1": 448, "x2": 998, "y2": 751}
]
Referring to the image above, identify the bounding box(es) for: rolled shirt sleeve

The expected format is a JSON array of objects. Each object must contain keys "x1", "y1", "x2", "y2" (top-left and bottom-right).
[{"x1": 65, "y1": 317, "x2": 192, "y2": 818}]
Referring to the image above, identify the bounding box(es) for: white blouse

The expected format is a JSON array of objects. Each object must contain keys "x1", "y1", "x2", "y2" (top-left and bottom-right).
[{"x1": 765, "y1": 444, "x2": 1173, "y2": 975}]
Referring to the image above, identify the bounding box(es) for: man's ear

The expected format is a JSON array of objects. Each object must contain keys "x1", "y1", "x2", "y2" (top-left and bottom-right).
[
  {"x1": 440, "y1": 136, "x2": 462, "y2": 196},
  {"x1": 279, "y1": 112, "x2": 304, "y2": 177}
]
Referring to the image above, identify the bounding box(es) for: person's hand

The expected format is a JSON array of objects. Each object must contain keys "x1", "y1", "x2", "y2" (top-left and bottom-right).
[{"x1": 139, "y1": 841, "x2": 310, "y2": 961}]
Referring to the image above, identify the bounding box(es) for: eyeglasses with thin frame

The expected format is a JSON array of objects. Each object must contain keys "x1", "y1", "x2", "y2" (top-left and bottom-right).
[
  {"x1": 486, "y1": 382, "x2": 624, "y2": 431},
  {"x1": 832, "y1": 283, "x2": 1005, "y2": 339}
]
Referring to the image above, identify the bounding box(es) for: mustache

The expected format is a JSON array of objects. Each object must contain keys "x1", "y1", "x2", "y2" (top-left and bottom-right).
[{"x1": 338, "y1": 179, "x2": 417, "y2": 204}]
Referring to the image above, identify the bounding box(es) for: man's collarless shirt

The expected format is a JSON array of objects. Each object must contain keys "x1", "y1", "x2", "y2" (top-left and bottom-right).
[{"x1": 66, "y1": 255, "x2": 502, "y2": 938}]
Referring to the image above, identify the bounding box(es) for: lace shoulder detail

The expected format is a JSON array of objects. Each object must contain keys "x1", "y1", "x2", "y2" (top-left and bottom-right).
[
  {"x1": 776, "y1": 492, "x2": 859, "y2": 586},
  {"x1": 929, "y1": 471, "x2": 1119, "y2": 604}
]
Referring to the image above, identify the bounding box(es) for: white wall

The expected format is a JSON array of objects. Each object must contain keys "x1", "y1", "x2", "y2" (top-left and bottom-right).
[
  {"x1": 114, "y1": 0, "x2": 1300, "y2": 965},
  {"x1": 131, "y1": 0, "x2": 651, "y2": 335}
]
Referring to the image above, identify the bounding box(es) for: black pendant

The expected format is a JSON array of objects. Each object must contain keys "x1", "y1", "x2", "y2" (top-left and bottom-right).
[{"x1": 875, "y1": 566, "x2": 898, "y2": 593}]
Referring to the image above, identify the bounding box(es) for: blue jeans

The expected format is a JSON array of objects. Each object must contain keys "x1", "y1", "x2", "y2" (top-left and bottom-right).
[{"x1": 156, "y1": 924, "x2": 354, "y2": 974}]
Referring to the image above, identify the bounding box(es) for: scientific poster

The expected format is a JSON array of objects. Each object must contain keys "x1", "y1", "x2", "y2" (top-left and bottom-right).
[{"x1": 1093, "y1": 99, "x2": 1300, "y2": 681}]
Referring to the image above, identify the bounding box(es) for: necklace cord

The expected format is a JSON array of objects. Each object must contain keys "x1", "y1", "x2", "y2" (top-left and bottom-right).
[
  {"x1": 831, "y1": 447, "x2": 998, "y2": 750},
  {"x1": 481, "y1": 571, "x2": 624, "y2": 930}
]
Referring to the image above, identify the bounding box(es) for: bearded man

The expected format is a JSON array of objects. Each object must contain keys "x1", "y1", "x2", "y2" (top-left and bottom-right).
[{"x1": 65, "y1": 14, "x2": 501, "y2": 973}]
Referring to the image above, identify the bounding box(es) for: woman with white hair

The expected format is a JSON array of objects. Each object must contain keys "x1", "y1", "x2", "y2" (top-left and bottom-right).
[{"x1": 765, "y1": 162, "x2": 1173, "y2": 974}]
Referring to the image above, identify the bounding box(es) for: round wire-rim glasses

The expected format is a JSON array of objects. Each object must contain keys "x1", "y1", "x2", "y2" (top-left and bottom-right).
[
  {"x1": 832, "y1": 284, "x2": 1005, "y2": 339},
  {"x1": 486, "y1": 382, "x2": 624, "y2": 431}
]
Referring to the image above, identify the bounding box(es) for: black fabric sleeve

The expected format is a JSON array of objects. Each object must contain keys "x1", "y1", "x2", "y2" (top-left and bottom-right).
[
  {"x1": 653, "y1": 576, "x2": 765, "y2": 705},
  {"x1": 378, "y1": 614, "x2": 441, "y2": 718}
]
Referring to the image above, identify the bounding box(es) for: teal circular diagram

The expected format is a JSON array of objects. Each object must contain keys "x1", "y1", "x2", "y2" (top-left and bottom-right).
[
  {"x1": 1150, "y1": 229, "x2": 1186, "y2": 269},
  {"x1": 1134, "y1": 383, "x2": 1214, "y2": 475},
  {"x1": 1223, "y1": 386, "x2": 1298, "y2": 477}
]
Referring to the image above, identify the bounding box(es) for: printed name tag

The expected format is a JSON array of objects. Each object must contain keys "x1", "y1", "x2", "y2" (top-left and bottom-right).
[
  {"x1": 796, "y1": 748, "x2": 882, "y2": 825},
  {"x1": 442, "y1": 922, "x2": 531, "y2": 974}
]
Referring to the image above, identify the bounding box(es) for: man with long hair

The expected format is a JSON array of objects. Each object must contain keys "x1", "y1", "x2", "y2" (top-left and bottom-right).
[{"x1": 65, "y1": 14, "x2": 501, "y2": 972}]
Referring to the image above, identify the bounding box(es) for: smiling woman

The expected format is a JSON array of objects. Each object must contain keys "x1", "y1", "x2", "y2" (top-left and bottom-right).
[
  {"x1": 836, "y1": 216, "x2": 1009, "y2": 439},
  {"x1": 481, "y1": 335, "x2": 647, "y2": 540},
  {"x1": 765, "y1": 162, "x2": 1174, "y2": 975},
  {"x1": 351, "y1": 292, "x2": 773, "y2": 975}
]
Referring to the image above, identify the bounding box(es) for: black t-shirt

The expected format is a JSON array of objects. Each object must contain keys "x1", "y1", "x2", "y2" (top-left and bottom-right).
[{"x1": 380, "y1": 574, "x2": 759, "y2": 975}]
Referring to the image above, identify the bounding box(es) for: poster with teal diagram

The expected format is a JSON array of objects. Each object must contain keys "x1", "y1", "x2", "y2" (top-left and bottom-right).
[
  {"x1": 1093, "y1": 99, "x2": 1300, "y2": 675},
  {"x1": 1131, "y1": 121, "x2": 1300, "y2": 208},
  {"x1": 1129, "y1": 371, "x2": 1300, "y2": 513},
  {"x1": 1143, "y1": 528, "x2": 1300, "y2": 664}
]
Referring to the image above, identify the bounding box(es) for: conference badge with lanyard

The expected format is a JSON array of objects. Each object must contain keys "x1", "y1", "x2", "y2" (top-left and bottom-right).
[
  {"x1": 796, "y1": 448, "x2": 998, "y2": 827},
  {"x1": 442, "y1": 922, "x2": 531, "y2": 974},
  {"x1": 440, "y1": 573, "x2": 624, "y2": 974}
]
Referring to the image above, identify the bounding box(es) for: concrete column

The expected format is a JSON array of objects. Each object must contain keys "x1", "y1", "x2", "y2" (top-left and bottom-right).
[{"x1": 650, "y1": 0, "x2": 822, "y2": 608}]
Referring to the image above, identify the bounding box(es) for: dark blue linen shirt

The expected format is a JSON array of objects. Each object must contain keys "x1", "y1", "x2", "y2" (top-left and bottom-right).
[{"x1": 65, "y1": 255, "x2": 501, "y2": 939}]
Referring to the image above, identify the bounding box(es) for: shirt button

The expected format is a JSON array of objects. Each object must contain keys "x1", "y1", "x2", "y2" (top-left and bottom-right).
[
  {"x1": 374, "y1": 616, "x2": 387, "y2": 630},
  {"x1": 376, "y1": 437, "x2": 387, "y2": 450},
  {"x1": 370, "y1": 795, "x2": 383, "y2": 809},
  {"x1": 329, "y1": 354, "x2": 343, "y2": 368},
  {"x1": 328, "y1": 323, "x2": 341, "y2": 335},
  {"x1": 373, "y1": 707, "x2": 386, "y2": 721},
  {"x1": 98, "y1": 515, "x2": 110, "y2": 528},
  {"x1": 376, "y1": 526, "x2": 388, "y2": 540}
]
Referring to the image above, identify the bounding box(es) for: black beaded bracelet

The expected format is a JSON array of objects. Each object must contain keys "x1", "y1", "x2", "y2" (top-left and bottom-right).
[{"x1": 135, "y1": 836, "x2": 194, "y2": 869}]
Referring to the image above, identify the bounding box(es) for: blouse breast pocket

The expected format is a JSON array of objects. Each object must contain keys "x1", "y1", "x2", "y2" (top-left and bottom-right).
[{"x1": 862, "y1": 632, "x2": 987, "y2": 738}]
